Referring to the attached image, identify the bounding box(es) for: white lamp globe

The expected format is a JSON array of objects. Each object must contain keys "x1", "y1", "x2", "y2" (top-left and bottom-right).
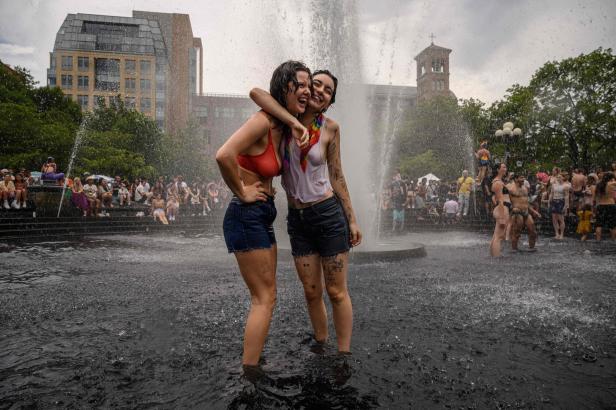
[
  {"x1": 503, "y1": 128, "x2": 513, "y2": 137},
  {"x1": 503, "y1": 122, "x2": 514, "y2": 130},
  {"x1": 495, "y1": 130, "x2": 504, "y2": 137},
  {"x1": 513, "y1": 128, "x2": 522, "y2": 136}
]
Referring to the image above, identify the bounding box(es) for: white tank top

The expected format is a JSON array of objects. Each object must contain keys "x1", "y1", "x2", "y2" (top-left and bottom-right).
[{"x1": 280, "y1": 127, "x2": 333, "y2": 203}]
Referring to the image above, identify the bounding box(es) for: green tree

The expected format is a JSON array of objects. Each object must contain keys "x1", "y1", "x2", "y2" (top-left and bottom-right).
[
  {"x1": 162, "y1": 118, "x2": 216, "y2": 181},
  {"x1": 74, "y1": 97, "x2": 164, "y2": 178},
  {"x1": 395, "y1": 95, "x2": 473, "y2": 180},
  {"x1": 0, "y1": 61, "x2": 81, "y2": 170},
  {"x1": 487, "y1": 48, "x2": 616, "y2": 170},
  {"x1": 527, "y1": 47, "x2": 616, "y2": 169}
]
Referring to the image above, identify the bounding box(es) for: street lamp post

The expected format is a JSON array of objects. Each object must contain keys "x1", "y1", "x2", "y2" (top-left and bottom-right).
[{"x1": 494, "y1": 122, "x2": 522, "y2": 168}]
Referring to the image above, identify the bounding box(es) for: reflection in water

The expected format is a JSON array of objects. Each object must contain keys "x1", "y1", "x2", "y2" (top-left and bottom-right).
[{"x1": 0, "y1": 233, "x2": 615, "y2": 408}]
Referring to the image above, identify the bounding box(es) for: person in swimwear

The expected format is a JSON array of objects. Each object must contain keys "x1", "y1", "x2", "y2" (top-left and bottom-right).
[
  {"x1": 475, "y1": 141, "x2": 490, "y2": 183},
  {"x1": 40, "y1": 156, "x2": 65, "y2": 182},
  {"x1": 507, "y1": 173, "x2": 540, "y2": 251},
  {"x1": 250, "y1": 69, "x2": 362, "y2": 354},
  {"x1": 594, "y1": 172, "x2": 616, "y2": 241},
  {"x1": 490, "y1": 163, "x2": 509, "y2": 257},
  {"x1": 216, "y1": 61, "x2": 312, "y2": 369},
  {"x1": 151, "y1": 192, "x2": 168, "y2": 224},
  {"x1": 548, "y1": 173, "x2": 569, "y2": 239}
]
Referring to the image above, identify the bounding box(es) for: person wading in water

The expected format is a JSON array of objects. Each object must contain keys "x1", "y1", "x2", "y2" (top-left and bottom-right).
[{"x1": 507, "y1": 173, "x2": 540, "y2": 252}]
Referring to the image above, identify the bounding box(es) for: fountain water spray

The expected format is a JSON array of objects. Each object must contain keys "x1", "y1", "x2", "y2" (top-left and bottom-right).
[{"x1": 57, "y1": 117, "x2": 89, "y2": 218}]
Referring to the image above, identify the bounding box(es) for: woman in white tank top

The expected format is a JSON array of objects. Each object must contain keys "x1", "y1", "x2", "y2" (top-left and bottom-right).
[{"x1": 250, "y1": 70, "x2": 361, "y2": 355}]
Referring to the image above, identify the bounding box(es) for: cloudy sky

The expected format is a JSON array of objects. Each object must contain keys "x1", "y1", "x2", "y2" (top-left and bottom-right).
[{"x1": 1, "y1": 0, "x2": 614, "y2": 103}]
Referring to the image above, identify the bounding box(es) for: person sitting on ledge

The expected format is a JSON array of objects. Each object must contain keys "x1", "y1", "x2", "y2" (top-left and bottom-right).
[
  {"x1": 118, "y1": 182, "x2": 130, "y2": 207},
  {"x1": 13, "y1": 173, "x2": 28, "y2": 209},
  {"x1": 151, "y1": 192, "x2": 168, "y2": 224},
  {"x1": 99, "y1": 179, "x2": 113, "y2": 209},
  {"x1": 443, "y1": 195, "x2": 459, "y2": 224},
  {"x1": 1, "y1": 173, "x2": 17, "y2": 209},
  {"x1": 40, "y1": 157, "x2": 65, "y2": 183},
  {"x1": 83, "y1": 176, "x2": 100, "y2": 216},
  {"x1": 71, "y1": 177, "x2": 89, "y2": 217}
]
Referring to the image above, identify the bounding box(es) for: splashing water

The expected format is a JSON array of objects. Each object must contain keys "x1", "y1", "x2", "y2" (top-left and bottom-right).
[{"x1": 57, "y1": 117, "x2": 89, "y2": 218}]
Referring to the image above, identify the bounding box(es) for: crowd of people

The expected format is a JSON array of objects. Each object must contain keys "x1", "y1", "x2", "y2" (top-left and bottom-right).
[
  {"x1": 381, "y1": 169, "x2": 481, "y2": 231},
  {"x1": 0, "y1": 168, "x2": 32, "y2": 210},
  {"x1": 1, "y1": 160, "x2": 232, "y2": 223},
  {"x1": 381, "y1": 163, "x2": 616, "y2": 249},
  {"x1": 68, "y1": 174, "x2": 232, "y2": 223}
]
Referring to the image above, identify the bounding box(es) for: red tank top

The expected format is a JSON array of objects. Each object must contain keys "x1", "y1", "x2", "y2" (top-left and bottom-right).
[{"x1": 237, "y1": 128, "x2": 281, "y2": 178}]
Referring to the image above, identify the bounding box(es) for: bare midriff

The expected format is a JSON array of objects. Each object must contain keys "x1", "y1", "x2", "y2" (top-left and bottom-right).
[
  {"x1": 239, "y1": 167, "x2": 275, "y2": 197},
  {"x1": 287, "y1": 190, "x2": 334, "y2": 209}
]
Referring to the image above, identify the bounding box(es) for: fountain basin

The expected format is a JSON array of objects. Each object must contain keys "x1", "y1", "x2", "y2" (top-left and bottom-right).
[{"x1": 278, "y1": 238, "x2": 426, "y2": 263}]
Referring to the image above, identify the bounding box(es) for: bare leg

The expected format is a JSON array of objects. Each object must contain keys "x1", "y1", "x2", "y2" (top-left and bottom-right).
[
  {"x1": 511, "y1": 215, "x2": 523, "y2": 250},
  {"x1": 526, "y1": 216, "x2": 537, "y2": 249},
  {"x1": 235, "y1": 247, "x2": 277, "y2": 366},
  {"x1": 294, "y1": 254, "x2": 328, "y2": 343},
  {"x1": 596, "y1": 226, "x2": 602, "y2": 241},
  {"x1": 490, "y1": 222, "x2": 507, "y2": 257},
  {"x1": 558, "y1": 215, "x2": 566, "y2": 238},
  {"x1": 552, "y1": 213, "x2": 559, "y2": 238},
  {"x1": 322, "y1": 253, "x2": 353, "y2": 352}
]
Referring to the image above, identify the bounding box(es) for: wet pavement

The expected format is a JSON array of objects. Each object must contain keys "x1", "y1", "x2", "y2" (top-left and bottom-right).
[{"x1": 1, "y1": 232, "x2": 615, "y2": 408}]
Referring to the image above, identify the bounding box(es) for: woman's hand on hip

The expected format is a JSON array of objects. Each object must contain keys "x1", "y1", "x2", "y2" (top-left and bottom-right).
[{"x1": 239, "y1": 181, "x2": 267, "y2": 203}]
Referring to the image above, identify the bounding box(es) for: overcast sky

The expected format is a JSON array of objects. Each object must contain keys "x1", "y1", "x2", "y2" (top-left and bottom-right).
[{"x1": 1, "y1": 0, "x2": 614, "y2": 103}]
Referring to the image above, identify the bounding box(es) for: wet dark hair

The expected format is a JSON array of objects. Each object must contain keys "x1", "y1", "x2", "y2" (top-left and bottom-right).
[
  {"x1": 313, "y1": 69, "x2": 338, "y2": 106},
  {"x1": 597, "y1": 172, "x2": 615, "y2": 196},
  {"x1": 491, "y1": 162, "x2": 505, "y2": 178},
  {"x1": 269, "y1": 60, "x2": 311, "y2": 110}
]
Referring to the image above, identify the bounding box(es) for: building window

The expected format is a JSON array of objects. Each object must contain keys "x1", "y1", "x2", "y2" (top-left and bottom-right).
[
  {"x1": 140, "y1": 97, "x2": 151, "y2": 112},
  {"x1": 125, "y1": 78, "x2": 136, "y2": 92},
  {"x1": 194, "y1": 105, "x2": 208, "y2": 118},
  {"x1": 61, "y1": 74, "x2": 73, "y2": 89},
  {"x1": 109, "y1": 95, "x2": 121, "y2": 108},
  {"x1": 421, "y1": 65, "x2": 426, "y2": 76},
  {"x1": 94, "y1": 58, "x2": 120, "y2": 91},
  {"x1": 125, "y1": 59, "x2": 136, "y2": 74},
  {"x1": 125, "y1": 96, "x2": 136, "y2": 109},
  {"x1": 77, "y1": 95, "x2": 89, "y2": 110},
  {"x1": 78, "y1": 56, "x2": 89, "y2": 71},
  {"x1": 48, "y1": 77, "x2": 56, "y2": 87},
  {"x1": 77, "y1": 75, "x2": 89, "y2": 90},
  {"x1": 94, "y1": 95, "x2": 106, "y2": 108},
  {"x1": 140, "y1": 60, "x2": 151, "y2": 75},
  {"x1": 432, "y1": 59, "x2": 444, "y2": 73},
  {"x1": 61, "y1": 55, "x2": 73, "y2": 70},
  {"x1": 140, "y1": 79, "x2": 151, "y2": 92},
  {"x1": 64, "y1": 94, "x2": 73, "y2": 102}
]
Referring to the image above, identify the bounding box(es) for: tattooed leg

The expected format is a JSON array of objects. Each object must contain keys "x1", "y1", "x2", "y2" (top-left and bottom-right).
[
  {"x1": 294, "y1": 254, "x2": 328, "y2": 342},
  {"x1": 322, "y1": 252, "x2": 353, "y2": 352}
]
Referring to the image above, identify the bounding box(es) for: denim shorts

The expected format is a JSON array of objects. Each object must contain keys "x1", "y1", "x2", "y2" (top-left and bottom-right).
[
  {"x1": 223, "y1": 196, "x2": 277, "y2": 253},
  {"x1": 550, "y1": 199, "x2": 565, "y2": 215},
  {"x1": 287, "y1": 196, "x2": 350, "y2": 257}
]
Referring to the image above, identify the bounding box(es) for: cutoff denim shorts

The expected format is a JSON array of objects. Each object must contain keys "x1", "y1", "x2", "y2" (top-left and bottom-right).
[
  {"x1": 223, "y1": 196, "x2": 277, "y2": 253},
  {"x1": 287, "y1": 196, "x2": 350, "y2": 257}
]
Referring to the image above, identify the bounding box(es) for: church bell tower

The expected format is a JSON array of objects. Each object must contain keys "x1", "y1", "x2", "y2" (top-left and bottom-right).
[{"x1": 414, "y1": 35, "x2": 452, "y2": 101}]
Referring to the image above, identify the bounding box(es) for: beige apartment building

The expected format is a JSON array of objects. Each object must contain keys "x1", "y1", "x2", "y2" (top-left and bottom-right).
[{"x1": 47, "y1": 11, "x2": 203, "y2": 135}]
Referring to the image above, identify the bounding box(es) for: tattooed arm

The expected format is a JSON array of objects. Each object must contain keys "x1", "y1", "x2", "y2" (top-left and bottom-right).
[{"x1": 326, "y1": 120, "x2": 362, "y2": 246}]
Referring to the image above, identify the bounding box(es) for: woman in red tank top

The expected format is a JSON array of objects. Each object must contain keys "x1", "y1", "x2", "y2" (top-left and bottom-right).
[{"x1": 216, "y1": 61, "x2": 312, "y2": 372}]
